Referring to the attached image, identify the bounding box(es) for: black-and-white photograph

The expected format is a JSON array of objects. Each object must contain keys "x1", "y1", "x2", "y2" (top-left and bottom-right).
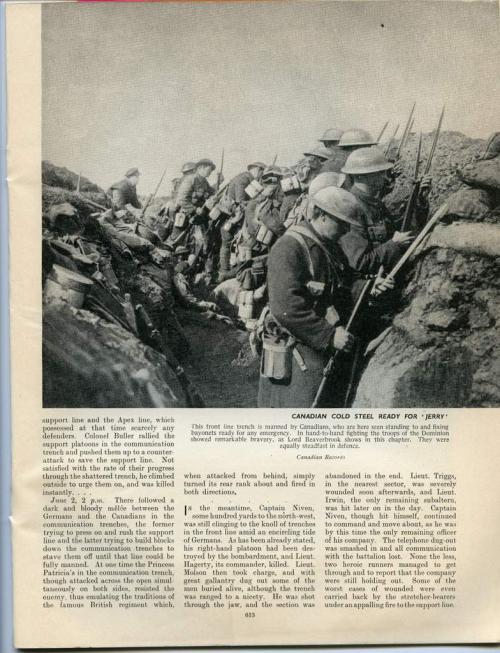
[{"x1": 41, "y1": 1, "x2": 500, "y2": 409}]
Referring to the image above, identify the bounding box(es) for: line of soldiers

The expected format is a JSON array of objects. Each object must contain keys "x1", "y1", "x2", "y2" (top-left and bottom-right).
[
  {"x1": 43, "y1": 124, "x2": 442, "y2": 408},
  {"x1": 124, "y1": 126, "x2": 433, "y2": 407}
]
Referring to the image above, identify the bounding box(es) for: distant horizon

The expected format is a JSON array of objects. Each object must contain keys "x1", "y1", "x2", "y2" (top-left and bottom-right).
[{"x1": 42, "y1": 1, "x2": 500, "y2": 193}]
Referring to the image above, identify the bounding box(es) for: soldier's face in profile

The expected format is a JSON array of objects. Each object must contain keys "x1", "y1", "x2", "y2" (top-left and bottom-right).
[
  {"x1": 314, "y1": 213, "x2": 349, "y2": 241},
  {"x1": 197, "y1": 165, "x2": 214, "y2": 178},
  {"x1": 306, "y1": 155, "x2": 322, "y2": 170},
  {"x1": 129, "y1": 174, "x2": 140, "y2": 187},
  {"x1": 366, "y1": 171, "x2": 387, "y2": 194},
  {"x1": 380, "y1": 170, "x2": 396, "y2": 196}
]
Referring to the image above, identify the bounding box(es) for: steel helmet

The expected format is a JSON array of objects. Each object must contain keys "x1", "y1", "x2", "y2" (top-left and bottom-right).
[
  {"x1": 247, "y1": 161, "x2": 266, "y2": 171},
  {"x1": 482, "y1": 131, "x2": 500, "y2": 160},
  {"x1": 308, "y1": 172, "x2": 346, "y2": 196},
  {"x1": 342, "y1": 146, "x2": 394, "y2": 175},
  {"x1": 319, "y1": 128, "x2": 343, "y2": 143},
  {"x1": 181, "y1": 161, "x2": 196, "y2": 174},
  {"x1": 339, "y1": 129, "x2": 376, "y2": 148},
  {"x1": 302, "y1": 145, "x2": 331, "y2": 160},
  {"x1": 196, "y1": 158, "x2": 216, "y2": 169},
  {"x1": 261, "y1": 165, "x2": 284, "y2": 181},
  {"x1": 312, "y1": 187, "x2": 361, "y2": 226}
]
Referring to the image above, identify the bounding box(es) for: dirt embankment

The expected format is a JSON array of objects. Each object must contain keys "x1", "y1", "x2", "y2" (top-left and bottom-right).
[
  {"x1": 42, "y1": 131, "x2": 500, "y2": 408},
  {"x1": 354, "y1": 135, "x2": 500, "y2": 407}
]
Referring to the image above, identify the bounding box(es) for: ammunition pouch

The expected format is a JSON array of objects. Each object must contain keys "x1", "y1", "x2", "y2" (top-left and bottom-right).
[
  {"x1": 367, "y1": 220, "x2": 389, "y2": 243},
  {"x1": 237, "y1": 289, "x2": 254, "y2": 319},
  {"x1": 174, "y1": 211, "x2": 187, "y2": 229},
  {"x1": 255, "y1": 223, "x2": 275, "y2": 246}
]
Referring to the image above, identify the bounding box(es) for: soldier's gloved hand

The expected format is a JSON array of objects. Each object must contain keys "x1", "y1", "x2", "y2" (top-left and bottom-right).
[
  {"x1": 419, "y1": 174, "x2": 432, "y2": 200},
  {"x1": 199, "y1": 301, "x2": 217, "y2": 311},
  {"x1": 195, "y1": 206, "x2": 204, "y2": 216},
  {"x1": 392, "y1": 160, "x2": 405, "y2": 178},
  {"x1": 392, "y1": 230, "x2": 415, "y2": 246},
  {"x1": 332, "y1": 327, "x2": 355, "y2": 354},
  {"x1": 150, "y1": 247, "x2": 170, "y2": 266},
  {"x1": 205, "y1": 196, "x2": 217, "y2": 210},
  {"x1": 372, "y1": 275, "x2": 396, "y2": 297}
]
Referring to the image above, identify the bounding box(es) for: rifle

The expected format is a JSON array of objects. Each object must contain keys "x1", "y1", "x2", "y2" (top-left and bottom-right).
[
  {"x1": 212, "y1": 180, "x2": 230, "y2": 201},
  {"x1": 311, "y1": 274, "x2": 378, "y2": 408},
  {"x1": 216, "y1": 148, "x2": 224, "y2": 192},
  {"x1": 384, "y1": 123, "x2": 400, "y2": 157},
  {"x1": 423, "y1": 105, "x2": 445, "y2": 176},
  {"x1": 76, "y1": 172, "x2": 81, "y2": 194},
  {"x1": 400, "y1": 131, "x2": 423, "y2": 231},
  {"x1": 135, "y1": 303, "x2": 205, "y2": 408},
  {"x1": 76, "y1": 193, "x2": 108, "y2": 212},
  {"x1": 77, "y1": 192, "x2": 156, "y2": 235},
  {"x1": 386, "y1": 202, "x2": 449, "y2": 282},
  {"x1": 396, "y1": 101, "x2": 416, "y2": 159},
  {"x1": 400, "y1": 106, "x2": 444, "y2": 231},
  {"x1": 377, "y1": 121, "x2": 389, "y2": 143},
  {"x1": 139, "y1": 167, "x2": 167, "y2": 220},
  {"x1": 272, "y1": 153, "x2": 278, "y2": 166}
]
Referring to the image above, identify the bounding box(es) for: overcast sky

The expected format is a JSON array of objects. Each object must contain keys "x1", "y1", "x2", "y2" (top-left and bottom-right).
[{"x1": 42, "y1": 1, "x2": 500, "y2": 193}]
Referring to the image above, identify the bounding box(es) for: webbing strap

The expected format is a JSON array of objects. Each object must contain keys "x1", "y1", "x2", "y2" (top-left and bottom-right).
[{"x1": 284, "y1": 229, "x2": 315, "y2": 279}]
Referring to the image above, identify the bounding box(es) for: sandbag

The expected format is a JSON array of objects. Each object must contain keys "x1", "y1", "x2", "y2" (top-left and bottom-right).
[
  {"x1": 443, "y1": 188, "x2": 492, "y2": 221},
  {"x1": 459, "y1": 158, "x2": 500, "y2": 192}
]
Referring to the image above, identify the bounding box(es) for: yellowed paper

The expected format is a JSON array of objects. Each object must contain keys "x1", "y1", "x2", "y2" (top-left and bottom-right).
[{"x1": 7, "y1": 1, "x2": 500, "y2": 648}]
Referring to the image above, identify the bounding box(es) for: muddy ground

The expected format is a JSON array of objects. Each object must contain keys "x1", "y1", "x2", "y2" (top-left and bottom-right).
[{"x1": 178, "y1": 310, "x2": 260, "y2": 407}]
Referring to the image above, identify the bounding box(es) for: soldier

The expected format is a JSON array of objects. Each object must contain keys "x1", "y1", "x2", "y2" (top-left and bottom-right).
[
  {"x1": 321, "y1": 129, "x2": 378, "y2": 179},
  {"x1": 294, "y1": 145, "x2": 331, "y2": 187},
  {"x1": 157, "y1": 163, "x2": 198, "y2": 241},
  {"x1": 318, "y1": 128, "x2": 345, "y2": 174},
  {"x1": 280, "y1": 145, "x2": 330, "y2": 223},
  {"x1": 482, "y1": 131, "x2": 500, "y2": 160},
  {"x1": 339, "y1": 146, "x2": 430, "y2": 275},
  {"x1": 284, "y1": 171, "x2": 346, "y2": 227},
  {"x1": 257, "y1": 186, "x2": 393, "y2": 408},
  {"x1": 181, "y1": 161, "x2": 197, "y2": 177},
  {"x1": 218, "y1": 162, "x2": 267, "y2": 277},
  {"x1": 108, "y1": 168, "x2": 142, "y2": 211},
  {"x1": 176, "y1": 158, "x2": 217, "y2": 215},
  {"x1": 225, "y1": 162, "x2": 266, "y2": 203},
  {"x1": 244, "y1": 165, "x2": 286, "y2": 252},
  {"x1": 167, "y1": 158, "x2": 218, "y2": 260},
  {"x1": 172, "y1": 246, "x2": 218, "y2": 312}
]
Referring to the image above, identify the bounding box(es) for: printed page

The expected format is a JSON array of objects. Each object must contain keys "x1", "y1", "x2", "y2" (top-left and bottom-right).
[{"x1": 7, "y1": 1, "x2": 500, "y2": 648}]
